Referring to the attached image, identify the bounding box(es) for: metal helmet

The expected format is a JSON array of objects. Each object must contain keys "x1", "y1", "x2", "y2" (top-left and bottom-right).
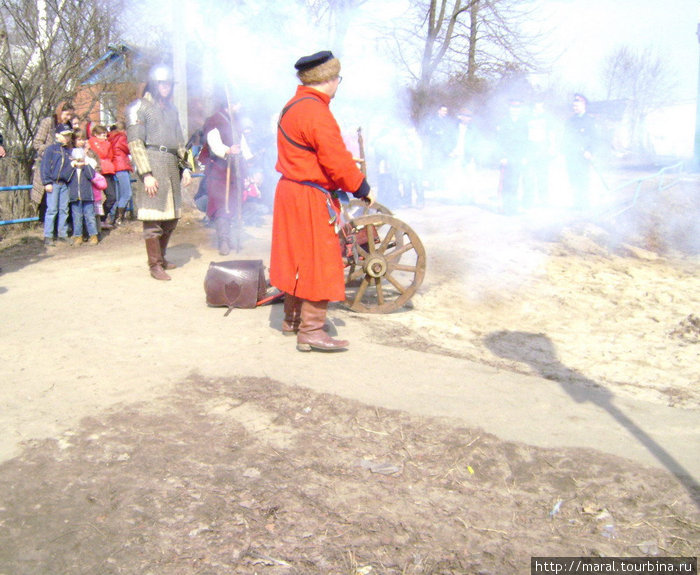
[{"x1": 148, "y1": 64, "x2": 174, "y2": 84}]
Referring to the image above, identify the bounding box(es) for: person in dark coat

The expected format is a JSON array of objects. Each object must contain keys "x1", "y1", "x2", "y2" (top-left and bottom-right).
[
  {"x1": 199, "y1": 93, "x2": 251, "y2": 255},
  {"x1": 495, "y1": 97, "x2": 529, "y2": 215},
  {"x1": 564, "y1": 93, "x2": 597, "y2": 209},
  {"x1": 32, "y1": 102, "x2": 75, "y2": 220},
  {"x1": 40, "y1": 123, "x2": 75, "y2": 246},
  {"x1": 68, "y1": 130, "x2": 99, "y2": 244},
  {"x1": 450, "y1": 106, "x2": 481, "y2": 204},
  {"x1": 424, "y1": 104, "x2": 457, "y2": 192}
]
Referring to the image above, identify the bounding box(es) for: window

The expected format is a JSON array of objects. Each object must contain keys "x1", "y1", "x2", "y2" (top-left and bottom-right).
[{"x1": 100, "y1": 92, "x2": 117, "y2": 126}]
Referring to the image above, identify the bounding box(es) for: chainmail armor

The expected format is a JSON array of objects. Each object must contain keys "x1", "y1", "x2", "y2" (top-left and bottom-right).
[{"x1": 126, "y1": 92, "x2": 187, "y2": 220}]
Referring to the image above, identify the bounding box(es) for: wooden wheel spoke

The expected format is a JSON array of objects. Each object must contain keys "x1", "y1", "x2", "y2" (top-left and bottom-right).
[
  {"x1": 347, "y1": 266, "x2": 366, "y2": 282},
  {"x1": 377, "y1": 226, "x2": 397, "y2": 254},
  {"x1": 385, "y1": 272, "x2": 407, "y2": 294},
  {"x1": 385, "y1": 241, "x2": 414, "y2": 261},
  {"x1": 353, "y1": 277, "x2": 370, "y2": 307},
  {"x1": 374, "y1": 277, "x2": 385, "y2": 306},
  {"x1": 354, "y1": 242, "x2": 370, "y2": 259},
  {"x1": 392, "y1": 263, "x2": 417, "y2": 273},
  {"x1": 366, "y1": 224, "x2": 378, "y2": 254}
]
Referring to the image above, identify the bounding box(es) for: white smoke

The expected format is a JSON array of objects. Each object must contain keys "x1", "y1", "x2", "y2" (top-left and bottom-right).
[
  {"x1": 124, "y1": 0, "x2": 414, "y2": 132},
  {"x1": 121, "y1": 0, "x2": 698, "y2": 259}
]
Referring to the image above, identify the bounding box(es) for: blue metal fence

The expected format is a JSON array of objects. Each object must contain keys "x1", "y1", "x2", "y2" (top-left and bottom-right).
[
  {"x1": 601, "y1": 161, "x2": 686, "y2": 219},
  {"x1": 0, "y1": 173, "x2": 204, "y2": 226},
  {"x1": 0, "y1": 184, "x2": 38, "y2": 226}
]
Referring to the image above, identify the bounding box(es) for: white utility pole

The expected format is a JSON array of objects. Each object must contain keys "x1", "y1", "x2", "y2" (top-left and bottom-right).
[{"x1": 172, "y1": 0, "x2": 189, "y2": 138}]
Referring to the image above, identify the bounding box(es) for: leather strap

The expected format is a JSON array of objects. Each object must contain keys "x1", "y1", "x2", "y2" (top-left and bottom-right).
[{"x1": 277, "y1": 97, "x2": 317, "y2": 152}]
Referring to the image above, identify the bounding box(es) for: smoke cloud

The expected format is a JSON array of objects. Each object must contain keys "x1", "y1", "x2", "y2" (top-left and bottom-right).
[{"x1": 121, "y1": 0, "x2": 697, "y2": 265}]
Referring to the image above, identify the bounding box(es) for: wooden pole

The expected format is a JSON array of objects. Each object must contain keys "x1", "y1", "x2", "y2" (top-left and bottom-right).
[
  {"x1": 357, "y1": 127, "x2": 367, "y2": 176},
  {"x1": 224, "y1": 83, "x2": 242, "y2": 251},
  {"x1": 172, "y1": 0, "x2": 188, "y2": 137}
]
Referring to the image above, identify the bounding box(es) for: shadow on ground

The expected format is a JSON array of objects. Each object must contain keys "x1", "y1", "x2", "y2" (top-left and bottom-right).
[{"x1": 484, "y1": 330, "x2": 700, "y2": 509}]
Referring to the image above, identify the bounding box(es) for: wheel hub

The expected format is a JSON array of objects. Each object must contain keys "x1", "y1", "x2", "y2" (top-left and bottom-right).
[{"x1": 364, "y1": 255, "x2": 387, "y2": 278}]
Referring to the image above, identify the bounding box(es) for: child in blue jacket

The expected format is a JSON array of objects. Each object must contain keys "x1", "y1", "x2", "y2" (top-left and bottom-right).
[
  {"x1": 40, "y1": 123, "x2": 75, "y2": 246},
  {"x1": 69, "y1": 131, "x2": 99, "y2": 245}
]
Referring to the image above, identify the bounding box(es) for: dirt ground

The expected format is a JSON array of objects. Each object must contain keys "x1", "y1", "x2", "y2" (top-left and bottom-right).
[{"x1": 0, "y1": 170, "x2": 698, "y2": 574}]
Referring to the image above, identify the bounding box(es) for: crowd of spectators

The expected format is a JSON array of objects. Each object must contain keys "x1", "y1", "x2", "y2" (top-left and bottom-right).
[
  {"x1": 372, "y1": 92, "x2": 598, "y2": 214},
  {"x1": 4, "y1": 88, "x2": 598, "y2": 253},
  {"x1": 26, "y1": 97, "x2": 272, "y2": 251},
  {"x1": 30, "y1": 102, "x2": 137, "y2": 246}
]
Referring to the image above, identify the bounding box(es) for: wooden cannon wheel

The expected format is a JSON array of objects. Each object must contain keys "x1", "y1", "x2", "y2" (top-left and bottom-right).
[
  {"x1": 343, "y1": 213, "x2": 426, "y2": 314},
  {"x1": 342, "y1": 199, "x2": 392, "y2": 220}
]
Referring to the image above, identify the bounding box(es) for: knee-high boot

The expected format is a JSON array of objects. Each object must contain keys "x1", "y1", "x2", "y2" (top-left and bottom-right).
[
  {"x1": 159, "y1": 220, "x2": 178, "y2": 270},
  {"x1": 145, "y1": 237, "x2": 171, "y2": 281},
  {"x1": 215, "y1": 216, "x2": 231, "y2": 256},
  {"x1": 296, "y1": 300, "x2": 348, "y2": 352},
  {"x1": 282, "y1": 293, "x2": 302, "y2": 336}
]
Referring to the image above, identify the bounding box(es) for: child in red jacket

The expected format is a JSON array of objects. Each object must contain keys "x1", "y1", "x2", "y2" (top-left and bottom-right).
[
  {"x1": 108, "y1": 121, "x2": 134, "y2": 225},
  {"x1": 88, "y1": 124, "x2": 117, "y2": 227}
]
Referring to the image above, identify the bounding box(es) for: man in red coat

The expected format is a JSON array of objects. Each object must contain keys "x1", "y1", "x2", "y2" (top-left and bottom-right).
[{"x1": 270, "y1": 50, "x2": 375, "y2": 352}]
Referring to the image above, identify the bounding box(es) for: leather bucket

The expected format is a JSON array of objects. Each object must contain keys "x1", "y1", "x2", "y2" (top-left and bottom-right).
[{"x1": 204, "y1": 260, "x2": 267, "y2": 312}]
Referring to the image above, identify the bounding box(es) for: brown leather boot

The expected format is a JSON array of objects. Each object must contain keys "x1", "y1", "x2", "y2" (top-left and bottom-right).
[
  {"x1": 145, "y1": 237, "x2": 171, "y2": 281},
  {"x1": 297, "y1": 300, "x2": 348, "y2": 352},
  {"x1": 282, "y1": 293, "x2": 302, "y2": 336},
  {"x1": 215, "y1": 216, "x2": 231, "y2": 256},
  {"x1": 159, "y1": 220, "x2": 178, "y2": 270}
]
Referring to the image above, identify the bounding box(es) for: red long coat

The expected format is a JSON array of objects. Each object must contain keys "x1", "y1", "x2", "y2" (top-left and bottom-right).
[{"x1": 270, "y1": 85, "x2": 365, "y2": 302}]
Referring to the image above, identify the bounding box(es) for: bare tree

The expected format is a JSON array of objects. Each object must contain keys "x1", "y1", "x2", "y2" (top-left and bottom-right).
[
  {"x1": 0, "y1": 0, "x2": 122, "y2": 179},
  {"x1": 304, "y1": 0, "x2": 369, "y2": 52},
  {"x1": 0, "y1": 0, "x2": 125, "y2": 224},
  {"x1": 601, "y1": 44, "x2": 677, "y2": 153},
  {"x1": 382, "y1": 0, "x2": 538, "y2": 123}
]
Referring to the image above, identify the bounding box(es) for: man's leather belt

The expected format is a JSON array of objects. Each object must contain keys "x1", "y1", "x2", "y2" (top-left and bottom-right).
[{"x1": 146, "y1": 144, "x2": 178, "y2": 155}]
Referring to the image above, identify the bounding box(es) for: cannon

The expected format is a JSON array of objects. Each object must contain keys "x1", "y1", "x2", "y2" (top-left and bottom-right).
[
  {"x1": 206, "y1": 128, "x2": 427, "y2": 316},
  {"x1": 339, "y1": 198, "x2": 426, "y2": 314},
  {"x1": 205, "y1": 200, "x2": 425, "y2": 315}
]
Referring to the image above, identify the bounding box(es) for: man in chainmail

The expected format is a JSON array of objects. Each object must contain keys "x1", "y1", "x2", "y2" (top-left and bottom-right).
[{"x1": 126, "y1": 64, "x2": 192, "y2": 280}]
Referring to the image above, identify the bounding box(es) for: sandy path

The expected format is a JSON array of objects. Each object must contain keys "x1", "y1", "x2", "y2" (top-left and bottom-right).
[{"x1": 2, "y1": 191, "x2": 699, "y2": 486}]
